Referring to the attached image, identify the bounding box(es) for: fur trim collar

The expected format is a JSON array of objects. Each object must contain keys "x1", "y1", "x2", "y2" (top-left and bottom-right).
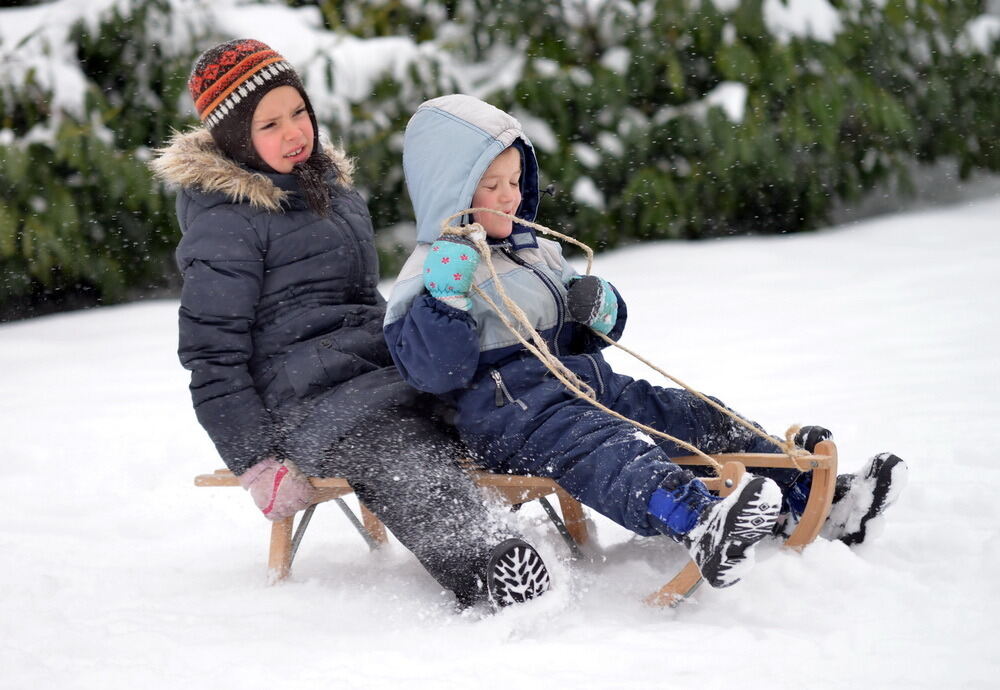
[{"x1": 149, "y1": 129, "x2": 355, "y2": 212}]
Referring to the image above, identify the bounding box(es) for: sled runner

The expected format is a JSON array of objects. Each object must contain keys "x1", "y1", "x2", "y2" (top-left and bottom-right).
[{"x1": 647, "y1": 439, "x2": 838, "y2": 606}]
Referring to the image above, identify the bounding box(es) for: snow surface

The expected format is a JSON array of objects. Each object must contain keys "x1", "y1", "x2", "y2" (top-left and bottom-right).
[{"x1": 2, "y1": 196, "x2": 999, "y2": 689}]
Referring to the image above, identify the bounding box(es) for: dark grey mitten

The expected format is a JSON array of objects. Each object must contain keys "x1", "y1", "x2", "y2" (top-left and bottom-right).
[
  {"x1": 566, "y1": 275, "x2": 604, "y2": 323},
  {"x1": 566, "y1": 275, "x2": 618, "y2": 334}
]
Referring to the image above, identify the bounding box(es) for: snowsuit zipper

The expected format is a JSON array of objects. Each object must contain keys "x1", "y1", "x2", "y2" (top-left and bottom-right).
[
  {"x1": 498, "y1": 245, "x2": 566, "y2": 357},
  {"x1": 491, "y1": 369, "x2": 527, "y2": 410},
  {"x1": 582, "y1": 353, "x2": 606, "y2": 397}
]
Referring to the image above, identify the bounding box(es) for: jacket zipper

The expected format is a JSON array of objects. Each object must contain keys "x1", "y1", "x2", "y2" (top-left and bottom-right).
[
  {"x1": 498, "y1": 245, "x2": 566, "y2": 357},
  {"x1": 581, "y1": 353, "x2": 606, "y2": 397},
  {"x1": 330, "y1": 204, "x2": 364, "y2": 293},
  {"x1": 491, "y1": 369, "x2": 527, "y2": 410}
]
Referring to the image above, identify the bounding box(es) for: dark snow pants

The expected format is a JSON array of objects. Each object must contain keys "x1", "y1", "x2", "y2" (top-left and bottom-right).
[
  {"x1": 463, "y1": 359, "x2": 803, "y2": 538},
  {"x1": 295, "y1": 406, "x2": 510, "y2": 608}
]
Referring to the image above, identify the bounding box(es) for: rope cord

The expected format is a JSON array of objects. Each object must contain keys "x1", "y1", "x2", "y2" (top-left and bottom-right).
[{"x1": 438, "y1": 208, "x2": 811, "y2": 474}]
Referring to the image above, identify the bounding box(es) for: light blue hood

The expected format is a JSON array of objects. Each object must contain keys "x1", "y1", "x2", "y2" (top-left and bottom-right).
[{"x1": 402, "y1": 94, "x2": 541, "y2": 244}]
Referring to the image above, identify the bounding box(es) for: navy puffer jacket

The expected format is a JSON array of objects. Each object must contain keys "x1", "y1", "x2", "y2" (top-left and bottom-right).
[{"x1": 151, "y1": 130, "x2": 418, "y2": 474}]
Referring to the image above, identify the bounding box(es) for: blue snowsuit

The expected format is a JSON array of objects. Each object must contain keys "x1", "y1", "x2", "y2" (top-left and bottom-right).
[{"x1": 384, "y1": 95, "x2": 797, "y2": 537}]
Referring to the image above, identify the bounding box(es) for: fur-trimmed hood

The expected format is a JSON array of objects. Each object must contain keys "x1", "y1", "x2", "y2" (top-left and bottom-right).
[{"x1": 149, "y1": 128, "x2": 355, "y2": 212}]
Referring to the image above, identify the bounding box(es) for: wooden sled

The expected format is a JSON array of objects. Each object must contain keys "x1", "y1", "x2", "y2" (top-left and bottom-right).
[
  {"x1": 195, "y1": 440, "x2": 836, "y2": 604},
  {"x1": 194, "y1": 466, "x2": 588, "y2": 583}
]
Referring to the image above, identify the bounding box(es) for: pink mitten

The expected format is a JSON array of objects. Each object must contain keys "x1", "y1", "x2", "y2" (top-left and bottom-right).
[{"x1": 238, "y1": 457, "x2": 316, "y2": 521}]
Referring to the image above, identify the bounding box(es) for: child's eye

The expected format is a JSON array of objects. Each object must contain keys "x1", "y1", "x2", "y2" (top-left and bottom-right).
[{"x1": 294, "y1": 107, "x2": 308, "y2": 117}]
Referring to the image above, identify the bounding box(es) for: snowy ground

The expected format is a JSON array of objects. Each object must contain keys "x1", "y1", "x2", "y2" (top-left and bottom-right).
[{"x1": 2, "y1": 196, "x2": 999, "y2": 689}]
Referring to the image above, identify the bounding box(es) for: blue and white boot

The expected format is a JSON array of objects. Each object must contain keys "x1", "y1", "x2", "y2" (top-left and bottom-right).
[
  {"x1": 682, "y1": 474, "x2": 782, "y2": 588},
  {"x1": 821, "y1": 452, "x2": 908, "y2": 546}
]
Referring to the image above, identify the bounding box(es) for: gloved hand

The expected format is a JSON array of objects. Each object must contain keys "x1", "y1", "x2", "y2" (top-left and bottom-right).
[
  {"x1": 238, "y1": 457, "x2": 316, "y2": 521},
  {"x1": 566, "y1": 275, "x2": 618, "y2": 335},
  {"x1": 423, "y1": 231, "x2": 484, "y2": 311},
  {"x1": 793, "y1": 425, "x2": 833, "y2": 453}
]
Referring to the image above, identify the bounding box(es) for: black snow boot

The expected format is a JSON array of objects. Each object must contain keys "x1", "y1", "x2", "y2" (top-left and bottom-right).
[
  {"x1": 454, "y1": 538, "x2": 550, "y2": 610},
  {"x1": 485, "y1": 539, "x2": 551, "y2": 608},
  {"x1": 822, "y1": 452, "x2": 908, "y2": 546}
]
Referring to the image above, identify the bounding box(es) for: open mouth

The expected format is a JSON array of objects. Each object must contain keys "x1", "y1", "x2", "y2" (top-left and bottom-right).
[{"x1": 284, "y1": 146, "x2": 306, "y2": 159}]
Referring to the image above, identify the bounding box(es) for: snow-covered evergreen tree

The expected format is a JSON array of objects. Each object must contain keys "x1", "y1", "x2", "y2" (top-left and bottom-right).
[{"x1": 1, "y1": 0, "x2": 998, "y2": 316}]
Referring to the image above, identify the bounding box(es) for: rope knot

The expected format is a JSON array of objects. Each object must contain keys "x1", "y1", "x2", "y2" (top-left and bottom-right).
[{"x1": 441, "y1": 221, "x2": 485, "y2": 239}]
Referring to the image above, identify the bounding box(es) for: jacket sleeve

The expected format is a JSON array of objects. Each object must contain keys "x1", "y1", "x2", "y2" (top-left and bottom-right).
[
  {"x1": 175, "y1": 206, "x2": 276, "y2": 475},
  {"x1": 383, "y1": 246, "x2": 481, "y2": 394}
]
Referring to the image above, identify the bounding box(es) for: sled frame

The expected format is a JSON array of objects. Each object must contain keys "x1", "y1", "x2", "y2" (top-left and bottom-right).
[{"x1": 194, "y1": 440, "x2": 835, "y2": 601}]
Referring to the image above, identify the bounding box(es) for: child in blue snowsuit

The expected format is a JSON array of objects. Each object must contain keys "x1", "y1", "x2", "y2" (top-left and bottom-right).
[{"x1": 384, "y1": 95, "x2": 907, "y2": 588}]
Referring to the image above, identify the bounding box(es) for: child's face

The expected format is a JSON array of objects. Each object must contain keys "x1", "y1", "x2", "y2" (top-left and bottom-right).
[
  {"x1": 250, "y1": 85, "x2": 314, "y2": 173},
  {"x1": 472, "y1": 146, "x2": 522, "y2": 239}
]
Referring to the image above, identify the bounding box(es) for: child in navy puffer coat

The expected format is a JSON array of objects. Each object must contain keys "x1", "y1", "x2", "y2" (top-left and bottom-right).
[
  {"x1": 384, "y1": 94, "x2": 908, "y2": 589},
  {"x1": 150, "y1": 43, "x2": 550, "y2": 609}
]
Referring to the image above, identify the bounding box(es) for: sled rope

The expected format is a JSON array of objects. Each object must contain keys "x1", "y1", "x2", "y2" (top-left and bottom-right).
[
  {"x1": 440, "y1": 208, "x2": 810, "y2": 474},
  {"x1": 439, "y1": 209, "x2": 597, "y2": 402}
]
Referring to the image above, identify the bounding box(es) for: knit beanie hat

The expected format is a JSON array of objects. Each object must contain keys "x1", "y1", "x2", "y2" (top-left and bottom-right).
[{"x1": 188, "y1": 38, "x2": 320, "y2": 173}]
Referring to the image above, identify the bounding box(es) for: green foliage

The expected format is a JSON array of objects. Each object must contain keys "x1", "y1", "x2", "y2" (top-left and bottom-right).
[
  {"x1": 1, "y1": 0, "x2": 999, "y2": 318},
  {"x1": 307, "y1": 0, "x2": 999, "y2": 258},
  {"x1": 473, "y1": 0, "x2": 1000, "y2": 250},
  {"x1": 0, "y1": 0, "x2": 196, "y2": 317},
  {"x1": 71, "y1": 0, "x2": 194, "y2": 152},
  {"x1": 289, "y1": 0, "x2": 446, "y2": 41},
  {"x1": 0, "y1": 120, "x2": 177, "y2": 307}
]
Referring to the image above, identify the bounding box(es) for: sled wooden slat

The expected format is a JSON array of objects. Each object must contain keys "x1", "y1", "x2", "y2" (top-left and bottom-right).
[
  {"x1": 194, "y1": 471, "x2": 386, "y2": 581},
  {"x1": 466, "y1": 470, "x2": 589, "y2": 545},
  {"x1": 194, "y1": 466, "x2": 587, "y2": 582}
]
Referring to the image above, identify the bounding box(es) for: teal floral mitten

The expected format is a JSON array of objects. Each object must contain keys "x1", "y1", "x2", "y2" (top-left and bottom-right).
[{"x1": 423, "y1": 235, "x2": 482, "y2": 310}]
